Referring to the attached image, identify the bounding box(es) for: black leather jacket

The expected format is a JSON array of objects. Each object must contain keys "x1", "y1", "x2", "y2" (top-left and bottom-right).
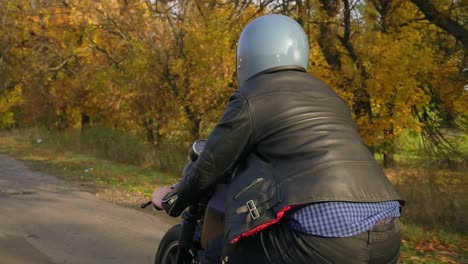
[{"x1": 162, "y1": 68, "x2": 404, "y2": 244}]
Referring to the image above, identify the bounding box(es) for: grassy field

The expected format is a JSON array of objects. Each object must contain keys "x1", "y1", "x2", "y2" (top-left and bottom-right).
[{"x1": 0, "y1": 128, "x2": 466, "y2": 263}]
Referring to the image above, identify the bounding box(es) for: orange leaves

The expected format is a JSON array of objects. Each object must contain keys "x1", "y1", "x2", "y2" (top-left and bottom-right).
[
  {"x1": 398, "y1": 219, "x2": 468, "y2": 264},
  {"x1": 414, "y1": 236, "x2": 459, "y2": 254},
  {"x1": 401, "y1": 236, "x2": 464, "y2": 264}
]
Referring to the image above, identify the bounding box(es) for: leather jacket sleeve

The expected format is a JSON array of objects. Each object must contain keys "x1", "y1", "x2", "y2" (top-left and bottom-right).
[{"x1": 162, "y1": 91, "x2": 252, "y2": 217}]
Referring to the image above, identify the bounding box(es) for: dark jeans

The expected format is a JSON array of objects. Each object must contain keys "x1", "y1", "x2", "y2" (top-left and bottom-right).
[{"x1": 223, "y1": 218, "x2": 401, "y2": 264}]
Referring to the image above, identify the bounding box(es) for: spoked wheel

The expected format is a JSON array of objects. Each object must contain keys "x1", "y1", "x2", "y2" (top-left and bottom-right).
[{"x1": 155, "y1": 224, "x2": 194, "y2": 264}]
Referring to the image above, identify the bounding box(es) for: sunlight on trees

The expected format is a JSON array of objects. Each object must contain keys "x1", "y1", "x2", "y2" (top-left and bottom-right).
[{"x1": 0, "y1": 0, "x2": 466, "y2": 164}]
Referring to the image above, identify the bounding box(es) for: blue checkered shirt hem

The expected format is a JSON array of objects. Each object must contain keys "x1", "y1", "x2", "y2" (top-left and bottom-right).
[{"x1": 288, "y1": 201, "x2": 401, "y2": 237}]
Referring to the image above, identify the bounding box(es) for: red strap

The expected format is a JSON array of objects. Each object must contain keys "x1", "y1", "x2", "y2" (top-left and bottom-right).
[{"x1": 229, "y1": 205, "x2": 293, "y2": 244}]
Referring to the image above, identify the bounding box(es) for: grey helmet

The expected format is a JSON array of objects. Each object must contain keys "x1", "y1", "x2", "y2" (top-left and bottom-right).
[{"x1": 236, "y1": 14, "x2": 309, "y2": 85}]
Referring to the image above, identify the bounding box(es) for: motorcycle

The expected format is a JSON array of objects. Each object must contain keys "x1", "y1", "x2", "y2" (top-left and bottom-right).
[{"x1": 142, "y1": 139, "x2": 220, "y2": 264}]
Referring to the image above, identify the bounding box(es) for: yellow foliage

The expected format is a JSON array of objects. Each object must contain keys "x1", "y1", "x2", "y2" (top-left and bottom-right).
[
  {"x1": 0, "y1": 85, "x2": 24, "y2": 128},
  {"x1": 1, "y1": 0, "x2": 465, "y2": 148}
]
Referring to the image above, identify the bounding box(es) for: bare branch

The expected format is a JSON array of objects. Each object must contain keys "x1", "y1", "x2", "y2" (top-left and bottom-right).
[
  {"x1": 410, "y1": 0, "x2": 468, "y2": 48},
  {"x1": 48, "y1": 57, "x2": 69, "y2": 71}
]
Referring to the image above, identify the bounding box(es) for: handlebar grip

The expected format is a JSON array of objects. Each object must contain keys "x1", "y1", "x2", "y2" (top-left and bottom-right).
[{"x1": 141, "y1": 201, "x2": 152, "y2": 209}]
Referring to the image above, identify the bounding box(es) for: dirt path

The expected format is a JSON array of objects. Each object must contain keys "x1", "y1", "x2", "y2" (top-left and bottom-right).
[{"x1": 0, "y1": 154, "x2": 178, "y2": 264}]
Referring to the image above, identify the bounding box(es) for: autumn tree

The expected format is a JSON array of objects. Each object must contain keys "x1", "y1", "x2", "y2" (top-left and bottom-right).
[
  {"x1": 149, "y1": 0, "x2": 261, "y2": 140},
  {"x1": 407, "y1": 0, "x2": 467, "y2": 160},
  {"x1": 281, "y1": 0, "x2": 466, "y2": 166},
  {"x1": 0, "y1": 0, "x2": 24, "y2": 127},
  {"x1": 0, "y1": 0, "x2": 466, "y2": 165}
]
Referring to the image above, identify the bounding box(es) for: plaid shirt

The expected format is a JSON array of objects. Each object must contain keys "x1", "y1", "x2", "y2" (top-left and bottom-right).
[{"x1": 288, "y1": 201, "x2": 401, "y2": 237}]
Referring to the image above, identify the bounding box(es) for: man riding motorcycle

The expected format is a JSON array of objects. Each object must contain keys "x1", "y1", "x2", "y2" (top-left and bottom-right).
[{"x1": 154, "y1": 14, "x2": 405, "y2": 264}]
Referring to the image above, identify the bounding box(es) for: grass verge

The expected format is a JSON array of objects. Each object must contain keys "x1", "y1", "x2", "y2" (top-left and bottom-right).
[{"x1": 0, "y1": 131, "x2": 178, "y2": 206}]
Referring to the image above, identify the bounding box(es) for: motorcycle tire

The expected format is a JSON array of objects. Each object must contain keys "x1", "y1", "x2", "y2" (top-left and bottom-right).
[{"x1": 154, "y1": 224, "x2": 193, "y2": 264}]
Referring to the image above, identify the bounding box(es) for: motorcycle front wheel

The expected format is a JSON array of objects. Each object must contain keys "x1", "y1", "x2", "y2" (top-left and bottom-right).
[{"x1": 154, "y1": 224, "x2": 194, "y2": 264}]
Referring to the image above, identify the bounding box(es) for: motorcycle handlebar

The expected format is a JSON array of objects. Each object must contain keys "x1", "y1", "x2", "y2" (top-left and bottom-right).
[{"x1": 141, "y1": 201, "x2": 152, "y2": 208}]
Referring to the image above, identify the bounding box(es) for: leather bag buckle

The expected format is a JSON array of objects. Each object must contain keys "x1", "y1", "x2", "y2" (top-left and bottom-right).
[{"x1": 246, "y1": 200, "x2": 259, "y2": 220}]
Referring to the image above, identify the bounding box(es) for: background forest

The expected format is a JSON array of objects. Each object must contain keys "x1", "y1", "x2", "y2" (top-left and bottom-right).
[
  {"x1": 0, "y1": 0, "x2": 467, "y2": 262},
  {"x1": 1, "y1": 0, "x2": 466, "y2": 162}
]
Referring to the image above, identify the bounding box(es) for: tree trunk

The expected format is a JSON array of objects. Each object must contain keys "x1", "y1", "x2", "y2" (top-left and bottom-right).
[
  {"x1": 317, "y1": 0, "x2": 341, "y2": 70},
  {"x1": 143, "y1": 119, "x2": 155, "y2": 144},
  {"x1": 383, "y1": 151, "x2": 395, "y2": 168},
  {"x1": 81, "y1": 113, "x2": 90, "y2": 132},
  {"x1": 191, "y1": 117, "x2": 200, "y2": 140}
]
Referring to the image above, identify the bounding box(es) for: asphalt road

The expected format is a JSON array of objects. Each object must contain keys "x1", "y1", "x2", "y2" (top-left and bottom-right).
[{"x1": 0, "y1": 154, "x2": 175, "y2": 264}]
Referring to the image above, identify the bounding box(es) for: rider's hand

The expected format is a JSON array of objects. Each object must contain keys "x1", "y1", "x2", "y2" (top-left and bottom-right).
[{"x1": 151, "y1": 186, "x2": 172, "y2": 210}]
